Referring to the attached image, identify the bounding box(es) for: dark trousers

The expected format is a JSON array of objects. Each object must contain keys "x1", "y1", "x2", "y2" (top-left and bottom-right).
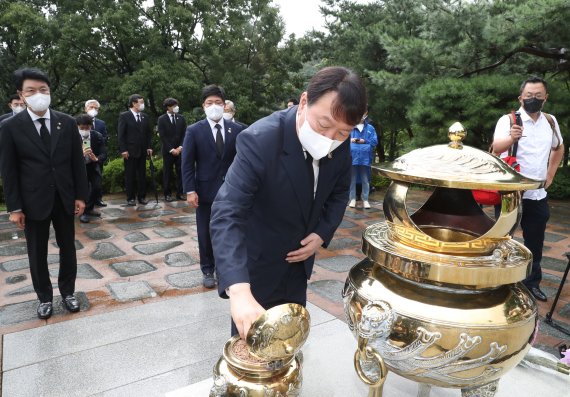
[
  {"x1": 163, "y1": 153, "x2": 182, "y2": 197},
  {"x1": 124, "y1": 156, "x2": 146, "y2": 201},
  {"x1": 521, "y1": 198, "x2": 550, "y2": 288},
  {"x1": 96, "y1": 160, "x2": 105, "y2": 202},
  {"x1": 85, "y1": 163, "x2": 102, "y2": 212},
  {"x1": 24, "y1": 192, "x2": 77, "y2": 303},
  {"x1": 231, "y1": 263, "x2": 307, "y2": 336},
  {"x1": 196, "y1": 203, "x2": 214, "y2": 275}
]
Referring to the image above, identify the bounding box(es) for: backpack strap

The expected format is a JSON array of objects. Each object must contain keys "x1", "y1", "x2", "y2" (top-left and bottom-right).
[{"x1": 543, "y1": 112, "x2": 561, "y2": 150}]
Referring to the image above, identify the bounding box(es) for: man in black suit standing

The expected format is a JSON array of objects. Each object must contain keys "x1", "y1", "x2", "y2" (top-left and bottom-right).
[
  {"x1": 157, "y1": 97, "x2": 186, "y2": 202},
  {"x1": 117, "y1": 94, "x2": 153, "y2": 206},
  {"x1": 0, "y1": 68, "x2": 88, "y2": 319},
  {"x1": 181, "y1": 85, "x2": 244, "y2": 288},
  {"x1": 0, "y1": 94, "x2": 26, "y2": 123},
  {"x1": 85, "y1": 99, "x2": 108, "y2": 207}
]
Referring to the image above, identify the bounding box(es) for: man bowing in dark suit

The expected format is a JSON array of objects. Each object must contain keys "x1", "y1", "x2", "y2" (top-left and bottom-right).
[
  {"x1": 181, "y1": 85, "x2": 244, "y2": 289},
  {"x1": 158, "y1": 97, "x2": 187, "y2": 202},
  {"x1": 210, "y1": 67, "x2": 367, "y2": 338},
  {"x1": 0, "y1": 68, "x2": 88, "y2": 319},
  {"x1": 117, "y1": 94, "x2": 153, "y2": 206}
]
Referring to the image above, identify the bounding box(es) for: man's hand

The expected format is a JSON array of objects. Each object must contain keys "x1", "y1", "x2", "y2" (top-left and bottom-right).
[
  {"x1": 171, "y1": 148, "x2": 180, "y2": 157},
  {"x1": 228, "y1": 283, "x2": 266, "y2": 339},
  {"x1": 75, "y1": 200, "x2": 85, "y2": 216},
  {"x1": 286, "y1": 232, "x2": 324, "y2": 263},
  {"x1": 9, "y1": 212, "x2": 25, "y2": 229},
  {"x1": 509, "y1": 124, "x2": 523, "y2": 142},
  {"x1": 147, "y1": 148, "x2": 153, "y2": 156},
  {"x1": 121, "y1": 151, "x2": 129, "y2": 160},
  {"x1": 187, "y1": 192, "x2": 199, "y2": 208}
]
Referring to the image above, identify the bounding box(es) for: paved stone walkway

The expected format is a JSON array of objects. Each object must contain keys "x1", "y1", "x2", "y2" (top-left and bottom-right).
[{"x1": 1, "y1": 190, "x2": 569, "y2": 359}]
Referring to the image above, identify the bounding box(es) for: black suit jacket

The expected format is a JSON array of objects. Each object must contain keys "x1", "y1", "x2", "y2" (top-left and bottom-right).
[
  {"x1": 87, "y1": 130, "x2": 107, "y2": 164},
  {"x1": 0, "y1": 112, "x2": 14, "y2": 123},
  {"x1": 210, "y1": 106, "x2": 351, "y2": 301},
  {"x1": 157, "y1": 112, "x2": 187, "y2": 155},
  {"x1": 0, "y1": 109, "x2": 88, "y2": 220},
  {"x1": 181, "y1": 118, "x2": 244, "y2": 204},
  {"x1": 117, "y1": 110, "x2": 152, "y2": 158}
]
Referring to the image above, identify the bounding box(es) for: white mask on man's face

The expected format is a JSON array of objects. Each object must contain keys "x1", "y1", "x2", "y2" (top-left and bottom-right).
[
  {"x1": 25, "y1": 93, "x2": 51, "y2": 112},
  {"x1": 79, "y1": 129, "x2": 90, "y2": 138},
  {"x1": 223, "y1": 112, "x2": 233, "y2": 121},
  {"x1": 172, "y1": 106, "x2": 179, "y2": 113},
  {"x1": 297, "y1": 108, "x2": 344, "y2": 160},
  {"x1": 205, "y1": 104, "x2": 224, "y2": 121},
  {"x1": 87, "y1": 109, "x2": 98, "y2": 118},
  {"x1": 138, "y1": 103, "x2": 145, "y2": 111},
  {"x1": 11, "y1": 105, "x2": 25, "y2": 114}
]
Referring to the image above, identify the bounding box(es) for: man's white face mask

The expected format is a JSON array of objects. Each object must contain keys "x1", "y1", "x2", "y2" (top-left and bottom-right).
[
  {"x1": 205, "y1": 104, "x2": 224, "y2": 121},
  {"x1": 297, "y1": 107, "x2": 343, "y2": 160}
]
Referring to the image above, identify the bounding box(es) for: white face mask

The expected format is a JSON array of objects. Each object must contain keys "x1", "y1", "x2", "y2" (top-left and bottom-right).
[
  {"x1": 297, "y1": 109, "x2": 344, "y2": 160},
  {"x1": 87, "y1": 109, "x2": 98, "y2": 118},
  {"x1": 205, "y1": 104, "x2": 224, "y2": 121},
  {"x1": 79, "y1": 129, "x2": 90, "y2": 138},
  {"x1": 172, "y1": 106, "x2": 179, "y2": 113},
  {"x1": 25, "y1": 93, "x2": 51, "y2": 112},
  {"x1": 223, "y1": 112, "x2": 233, "y2": 121},
  {"x1": 11, "y1": 105, "x2": 25, "y2": 114},
  {"x1": 138, "y1": 103, "x2": 145, "y2": 111}
]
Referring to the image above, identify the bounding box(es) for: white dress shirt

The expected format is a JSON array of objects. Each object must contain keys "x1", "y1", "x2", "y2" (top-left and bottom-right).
[
  {"x1": 27, "y1": 108, "x2": 51, "y2": 136},
  {"x1": 207, "y1": 118, "x2": 225, "y2": 142}
]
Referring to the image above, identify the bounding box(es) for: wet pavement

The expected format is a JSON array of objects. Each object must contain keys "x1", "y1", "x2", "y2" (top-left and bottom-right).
[{"x1": 1, "y1": 190, "x2": 569, "y2": 360}]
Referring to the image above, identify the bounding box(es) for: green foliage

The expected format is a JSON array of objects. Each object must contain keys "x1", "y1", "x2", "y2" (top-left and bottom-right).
[
  {"x1": 101, "y1": 157, "x2": 164, "y2": 194},
  {"x1": 546, "y1": 167, "x2": 570, "y2": 200},
  {"x1": 370, "y1": 172, "x2": 391, "y2": 190}
]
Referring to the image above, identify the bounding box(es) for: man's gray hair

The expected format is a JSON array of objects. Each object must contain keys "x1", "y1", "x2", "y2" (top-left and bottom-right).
[
  {"x1": 225, "y1": 100, "x2": 235, "y2": 112},
  {"x1": 85, "y1": 99, "x2": 100, "y2": 108}
]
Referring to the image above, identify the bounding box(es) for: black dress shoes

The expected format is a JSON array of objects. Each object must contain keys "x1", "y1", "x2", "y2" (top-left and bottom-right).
[
  {"x1": 37, "y1": 302, "x2": 53, "y2": 319},
  {"x1": 203, "y1": 273, "x2": 216, "y2": 289},
  {"x1": 138, "y1": 198, "x2": 149, "y2": 205},
  {"x1": 85, "y1": 210, "x2": 101, "y2": 217},
  {"x1": 95, "y1": 200, "x2": 108, "y2": 207},
  {"x1": 529, "y1": 287, "x2": 547, "y2": 302},
  {"x1": 62, "y1": 295, "x2": 80, "y2": 312},
  {"x1": 164, "y1": 195, "x2": 173, "y2": 202},
  {"x1": 126, "y1": 199, "x2": 136, "y2": 206},
  {"x1": 176, "y1": 194, "x2": 186, "y2": 201}
]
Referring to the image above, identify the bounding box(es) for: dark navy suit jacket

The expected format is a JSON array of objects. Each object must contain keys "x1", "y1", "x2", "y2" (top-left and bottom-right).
[
  {"x1": 93, "y1": 118, "x2": 107, "y2": 140},
  {"x1": 181, "y1": 118, "x2": 244, "y2": 204},
  {"x1": 210, "y1": 106, "x2": 351, "y2": 302}
]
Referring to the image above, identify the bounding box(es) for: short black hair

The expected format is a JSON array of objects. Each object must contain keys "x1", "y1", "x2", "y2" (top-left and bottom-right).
[
  {"x1": 201, "y1": 85, "x2": 225, "y2": 103},
  {"x1": 163, "y1": 97, "x2": 178, "y2": 109},
  {"x1": 287, "y1": 97, "x2": 299, "y2": 105},
  {"x1": 128, "y1": 94, "x2": 144, "y2": 108},
  {"x1": 306, "y1": 66, "x2": 367, "y2": 126},
  {"x1": 520, "y1": 76, "x2": 548, "y2": 94},
  {"x1": 13, "y1": 68, "x2": 51, "y2": 91},
  {"x1": 76, "y1": 114, "x2": 93, "y2": 126},
  {"x1": 8, "y1": 94, "x2": 20, "y2": 103}
]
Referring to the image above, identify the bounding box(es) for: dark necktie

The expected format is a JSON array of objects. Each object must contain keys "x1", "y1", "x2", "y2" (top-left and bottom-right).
[
  {"x1": 171, "y1": 114, "x2": 176, "y2": 125},
  {"x1": 38, "y1": 118, "x2": 51, "y2": 151},
  {"x1": 215, "y1": 124, "x2": 224, "y2": 156},
  {"x1": 305, "y1": 151, "x2": 314, "y2": 197},
  {"x1": 136, "y1": 114, "x2": 141, "y2": 123}
]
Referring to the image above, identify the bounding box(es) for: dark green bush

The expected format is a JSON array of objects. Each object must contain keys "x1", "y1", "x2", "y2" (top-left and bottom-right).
[{"x1": 546, "y1": 167, "x2": 570, "y2": 200}]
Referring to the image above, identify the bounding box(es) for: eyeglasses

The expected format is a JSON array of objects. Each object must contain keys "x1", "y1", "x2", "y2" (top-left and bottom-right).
[
  {"x1": 21, "y1": 88, "x2": 50, "y2": 95},
  {"x1": 523, "y1": 94, "x2": 545, "y2": 100}
]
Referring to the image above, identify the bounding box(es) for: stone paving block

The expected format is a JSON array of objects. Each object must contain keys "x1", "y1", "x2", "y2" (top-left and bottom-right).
[
  {"x1": 165, "y1": 252, "x2": 197, "y2": 267},
  {"x1": 52, "y1": 239, "x2": 84, "y2": 250},
  {"x1": 0, "y1": 213, "x2": 9, "y2": 221},
  {"x1": 116, "y1": 220, "x2": 166, "y2": 231},
  {"x1": 6, "y1": 274, "x2": 27, "y2": 284},
  {"x1": 101, "y1": 208, "x2": 128, "y2": 217},
  {"x1": 542, "y1": 256, "x2": 569, "y2": 273},
  {"x1": 49, "y1": 263, "x2": 103, "y2": 279},
  {"x1": 165, "y1": 201, "x2": 189, "y2": 208},
  {"x1": 84, "y1": 230, "x2": 113, "y2": 240},
  {"x1": 124, "y1": 231, "x2": 149, "y2": 243},
  {"x1": 1, "y1": 254, "x2": 59, "y2": 272},
  {"x1": 107, "y1": 281, "x2": 157, "y2": 302},
  {"x1": 7, "y1": 283, "x2": 56, "y2": 296},
  {"x1": 138, "y1": 209, "x2": 177, "y2": 219},
  {"x1": 365, "y1": 219, "x2": 381, "y2": 226},
  {"x1": 91, "y1": 242, "x2": 126, "y2": 260},
  {"x1": 315, "y1": 255, "x2": 361, "y2": 273},
  {"x1": 0, "y1": 230, "x2": 24, "y2": 242},
  {"x1": 78, "y1": 222, "x2": 99, "y2": 229},
  {"x1": 544, "y1": 232, "x2": 567, "y2": 243},
  {"x1": 339, "y1": 219, "x2": 357, "y2": 229},
  {"x1": 307, "y1": 279, "x2": 344, "y2": 304},
  {"x1": 0, "y1": 222, "x2": 15, "y2": 230},
  {"x1": 153, "y1": 227, "x2": 187, "y2": 238},
  {"x1": 542, "y1": 272, "x2": 562, "y2": 284},
  {"x1": 559, "y1": 302, "x2": 570, "y2": 318},
  {"x1": 0, "y1": 241, "x2": 28, "y2": 256},
  {"x1": 0, "y1": 292, "x2": 89, "y2": 326},
  {"x1": 170, "y1": 216, "x2": 196, "y2": 224},
  {"x1": 133, "y1": 241, "x2": 184, "y2": 255},
  {"x1": 343, "y1": 211, "x2": 369, "y2": 220},
  {"x1": 110, "y1": 260, "x2": 157, "y2": 277},
  {"x1": 166, "y1": 270, "x2": 203, "y2": 289},
  {"x1": 327, "y1": 237, "x2": 359, "y2": 250}
]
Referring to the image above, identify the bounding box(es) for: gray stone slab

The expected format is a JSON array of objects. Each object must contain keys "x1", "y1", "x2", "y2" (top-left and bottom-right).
[
  {"x1": 315, "y1": 255, "x2": 361, "y2": 273},
  {"x1": 3, "y1": 291, "x2": 228, "y2": 370},
  {"x1": 0, "y1": 292, "x2": 89, "y2": 326},
  {"x1": 542, "y1": 272, "x2": 562, "y2": 284},
  {"x1": 52, "y1": 239, "x2": 84, "y2": 250},
  {"x1": 1, "y1": 254, "x2": 59, "y2": 272},
  {"x1": 0, "y1": 230, "x2": 24, "y2": 242},
  {"x1": 0, "y1": 241, "x2": 28, "y2": 256},
  {"x1": 91, "y1": 242, "x2": 125, "y2": 260},
  {"x1": 133, "y1": 241, "x2": 183, "y2": 255},
  {"x1": 7, "y1": 283, "x2": 57, "y2": 297},
  {"x1": 110, "y1": 260, "x2": 157, "y2": 277},
  {"x1": 6, "y1": 274, "x2": 27, "y2": 284},
  {"x1": 170, "y1": 216, "x2": 196, "y2": 224},
  {"x1": 0, "y1": 222, "x2": 15, "y2": 230},
  {"x1": 327, "y1": 237, "x2": 359, "y2": 250},
  {"x1": 153, "y1": 227, "x2": 187, "y2": 238},
  {"x1": 307, "y1": 279, "x2": 345, "y2": 304},
  {"x1": 165, "y1": 201, "x2": 189, "y2": 208},
  {"x1": 138, "y1": 209, "x2": 177, "y2": 219},
  {"x1": 78, "y1": 222, "x2": 99, "y2": 229},
  {"x1": 343, "y1": 210, "x2": 369, "y2": 220},
  {"x1": 338, "y1": 219, "x2": 357, "y2": 229},
  {"x1": 559, "y1": 302, "x2": 570, "y2": 318},
  {"x1": 124, "y1": 232, "x2": 149, "y2": 243},
  {"x1": 544, "y1": 232, "x2": 567, "y2": 243},
  {"x1": 165, "y1": 252, "x2": 197, "y2": 267},
  {"x1": 84, "y1": 230, "x2": 113, "y2": 240},
  {"x1": 101, "y1": 208, "x2": 128, "y2": 217},
  {"x1": 115, "y1": 220, "x2": 166, "y2": 231},
  {"x1": 107, "y1": 281, "x2": 157, "y2": 302},
  {"x1": 166, "y1": 270, "x2": 203, "y2": 289},
  {"x1": 49, "y1": 263, "x2": 103, "y2": 280},
  {"x1": 365, "y1": 219, "x2": 380, "y2": 226},
  {"x1": 0, "y1": 213, "x2": 9, "y2": 221},
  {"x1": 542, "y1": 256, "x2": 569, "y2": 273}
]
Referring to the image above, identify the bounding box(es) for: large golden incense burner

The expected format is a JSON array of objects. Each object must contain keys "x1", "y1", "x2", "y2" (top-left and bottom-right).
[{"x1": 343, "y1": 123, "x2": 543, "y2": 397}]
